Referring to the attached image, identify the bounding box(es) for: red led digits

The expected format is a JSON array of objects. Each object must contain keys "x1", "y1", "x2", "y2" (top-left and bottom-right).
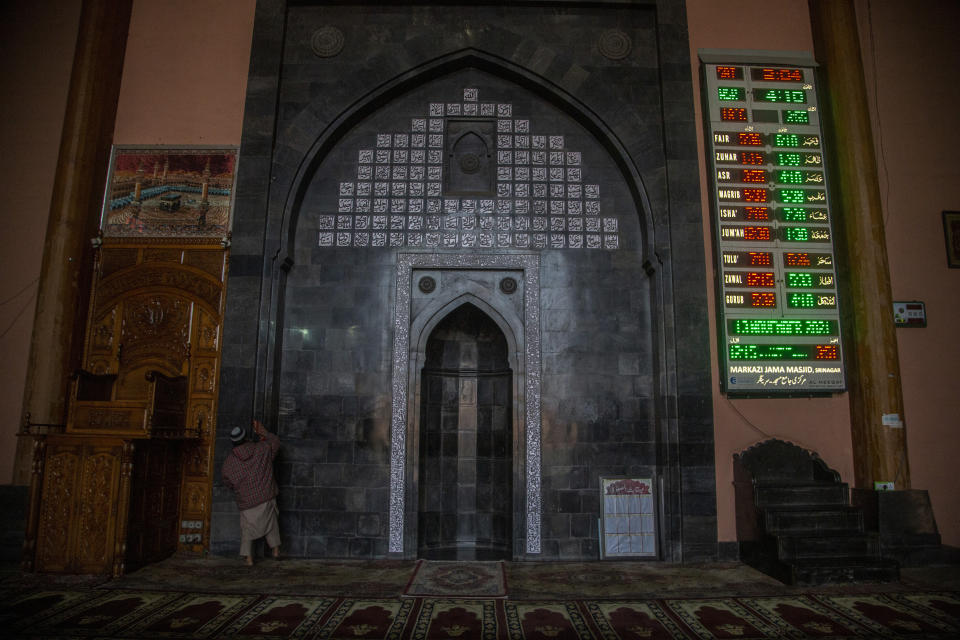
[
  {"x1": 755, "y1": 67, "x2": 804, "y2": 82},
  {"x1": 815, "y1": 345, "x2": 839, "y2": 359},
  {"x1": 744, "y1": 207, "x2": 769, "y2": 220},
  {"x1": 744, "y1": 226, "x2": 771, "y2": 241},
  {"x1": 737, "y1": 132, "x2": 764, "y2": 146},
  {"x1": 742, "y1": 188, "x2": 768, "y2": 203},
  {"x1": 721, "y1": 108, "x2": 748, "y2": 121},
  {"x1": 784, "y1": 252, "x2": 811, "y2": 266},
  {"x1": 751, "y1": 292, "x2": 777, "y2": 308},
  {"x1": 746, "y1": 272, "x2": 775, "y2": 287},
  {"x1": 740, "y1": 152, "x2": 766, "y2": 165},
  {"x1": 717, "y1": 66, "x2": 742, "y2": 80},
  {"x1": 748, "y1": 252, "x2": 772, "y2": 266},
  {"x1": 741, "y1": 169, "x2": 767, "y2": 183}
]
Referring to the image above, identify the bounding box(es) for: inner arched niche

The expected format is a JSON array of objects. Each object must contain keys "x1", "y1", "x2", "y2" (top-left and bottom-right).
[
  {"x1": 418, "y1": 302, "x2": 512, "y2": 560},
  {"x1": 446, "y1": 128, "x2": 494, "y2": 195}
]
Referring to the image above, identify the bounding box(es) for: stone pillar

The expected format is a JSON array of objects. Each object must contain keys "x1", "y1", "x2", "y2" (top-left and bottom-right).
[
  {"x1": 13, "y1": 0, "x2": 133, "y2": 484},
  {"x1": 809, "y1": 0, "x2": 911, "y2": 489}
]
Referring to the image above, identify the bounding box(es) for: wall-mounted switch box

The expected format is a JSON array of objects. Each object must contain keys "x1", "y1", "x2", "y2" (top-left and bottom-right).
[{"x1": 894, "y1": 301, "x2": 926, "y2": 328}]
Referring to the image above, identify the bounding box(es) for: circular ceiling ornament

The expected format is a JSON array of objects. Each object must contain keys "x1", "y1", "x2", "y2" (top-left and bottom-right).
[
  {"x1": 499, "y1": 277, "x2": 518, "y2": 295},
  {"x1": 311, "y1": 26, "x2": 345, "y2": 58},
  {"x1": 418, "y1": 276, "x2": 437, "y2": 294},
  {"x1": 598, "y1": 29, "x2": 632, "y2": 61}
]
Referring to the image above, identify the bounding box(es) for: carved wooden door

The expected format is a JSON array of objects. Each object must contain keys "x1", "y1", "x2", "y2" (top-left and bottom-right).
[{"x1": 34, "y1": 436, "x2": 128, "y2": 574}]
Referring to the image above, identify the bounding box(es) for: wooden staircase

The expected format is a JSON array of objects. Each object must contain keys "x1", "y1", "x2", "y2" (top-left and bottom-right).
[{"x1": 734, "y1": 440, "x2": 899, "y2": 585}]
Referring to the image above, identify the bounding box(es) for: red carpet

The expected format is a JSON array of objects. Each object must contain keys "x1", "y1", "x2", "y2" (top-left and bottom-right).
[{"x1": 3, "y1": 587, "x2": 959, "y2": 638}]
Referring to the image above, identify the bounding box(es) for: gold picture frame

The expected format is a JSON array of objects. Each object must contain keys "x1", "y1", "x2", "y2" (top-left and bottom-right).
[{"x1": 100, "y1": 145, "x2": 238, "y2": 239}]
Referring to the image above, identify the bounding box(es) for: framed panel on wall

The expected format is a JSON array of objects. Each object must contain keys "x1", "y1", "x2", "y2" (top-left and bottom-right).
[
  {"x1": 99, "y1": 146, "x2": 238, "y2": 238},
  {"x1": 599, "y1": 477, "x2": 657, "y2": 558},
  {"x1": 699, "y1": 50, "x2": 846, "y2": 396}
]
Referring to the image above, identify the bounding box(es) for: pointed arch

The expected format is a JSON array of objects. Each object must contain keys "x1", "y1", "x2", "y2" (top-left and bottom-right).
[
  {"x1": 415, "y1": 299, "x2": 515, "y2": 558},
  {"x1": 407, "y1": 292, "x2": 525, "y2": 559},
  {"x1": 390, "y1": 254, "x2": 541, "y2": 557},
  {"x1": 412, "y1": 293, "x2": 522, "y2": 365},
  {"x1": 277, "y1": 47, "x2": 657, "y2": 266}
]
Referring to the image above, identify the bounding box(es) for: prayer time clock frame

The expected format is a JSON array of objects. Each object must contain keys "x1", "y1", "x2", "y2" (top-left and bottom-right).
[{"x1": 699, "y1": 50, "x2": 847, "y2": 396}]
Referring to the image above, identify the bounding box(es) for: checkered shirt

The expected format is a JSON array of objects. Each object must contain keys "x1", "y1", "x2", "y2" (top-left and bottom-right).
[{"x1": 221, "y1": 430, "x2": 280, "y2": 511}]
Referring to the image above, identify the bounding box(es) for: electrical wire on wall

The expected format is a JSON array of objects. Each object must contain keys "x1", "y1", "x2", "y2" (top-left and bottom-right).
[
  {"x1": 0, "y1": 277, "x2": 39, "y2": 340},
  {"x1": 725, "y1": 397, "x2": 773, "y2": 441}
]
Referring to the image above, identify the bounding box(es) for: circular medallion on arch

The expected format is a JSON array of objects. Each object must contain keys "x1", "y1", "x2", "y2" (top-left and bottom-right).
[
  {"x1": 311, "y1": 26, "x2": 345, "y2": 58},
  {"x1": 499, "y1": 277, "x2": 518, "y2": 295},
  {"x1": 598, "y1": 29, "x2": 632, "y2": 60},
  {"x1": 459, "y1": 152, "x2": 482, "y2": 174},
  {"x1": 418, "y1": 276, "x2": 437, "y2": 294}
]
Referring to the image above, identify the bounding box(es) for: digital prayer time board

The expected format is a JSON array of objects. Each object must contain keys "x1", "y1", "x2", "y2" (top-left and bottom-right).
[{"x1": 701, "y1": 52, "x2": 845, "y2": 394}]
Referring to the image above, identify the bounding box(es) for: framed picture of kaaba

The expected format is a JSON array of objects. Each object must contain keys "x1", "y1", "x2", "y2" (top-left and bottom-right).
[
  {"x1": 943, "y1": 211, "x2": 960, "y2": 268},
  {"x1": 100, "y1": 146, "x2": 238, "y2": 238}
]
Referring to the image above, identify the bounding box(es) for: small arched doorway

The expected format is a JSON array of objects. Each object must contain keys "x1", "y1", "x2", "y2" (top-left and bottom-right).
[{"x1": 417, "y1": 302, "x2": 512, "y2": 560}]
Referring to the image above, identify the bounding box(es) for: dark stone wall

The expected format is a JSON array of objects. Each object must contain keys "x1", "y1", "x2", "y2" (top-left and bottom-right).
[{"x1": 213, "y1": 0, "x2": 717, "y2": 562}]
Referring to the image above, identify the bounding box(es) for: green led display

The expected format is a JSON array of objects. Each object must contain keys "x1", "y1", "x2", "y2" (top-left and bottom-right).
[
  {"x1": 776, "y1": 153, "x2": 802, "y2": 166},
  {"x1": 779, "y1": 189, "x2": 806, "y2": 204},
  {"x1": 778, "y1": 170, "x2": 804, "y2": 184},
  {"x1": 718, "y1": 87, "x2": 745, "y2": 101},
  {"x1": 788, "y1": 293, "x2": 816, "y2": 308},
  {"x1": 781, "y1": 207, "x2": 808, "y2": 221},
  {"x1": 728, "y1": 319, "x2": 837, "y2": 336},
  {"x1": 729, "y1": 343, "x2": 839, "y2": 360},
  {"x1": 773, "y1": 133, "x2": 800, "y2": 147},
  {"x1": 729, "y1": 344, "x2": 810, "y2": 360},
  {"x1": 787, "y1": 272, "x2": 814, "y2": 288},
  {"x1": 706, "y1": 62, "x2": 845, "y2": 391},
  {"x1": 783, "y1": 110, "x2": 810, "y2": 124},
  {"x1": 773, "y1": 133, "x2": 822, "y2": 148},
  {"x1": 754, "y1": 89, "x2": 807, "y2": 103}
]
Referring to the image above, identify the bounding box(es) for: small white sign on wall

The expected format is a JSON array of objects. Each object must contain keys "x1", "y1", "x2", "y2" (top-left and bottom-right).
[{"x1": 600, "y1": 477, "x2": 657, "y2": 558}]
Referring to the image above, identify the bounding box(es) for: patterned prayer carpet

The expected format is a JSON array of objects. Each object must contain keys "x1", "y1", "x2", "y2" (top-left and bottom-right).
[
  {"x1": 505, "y1": 562, "x2": 790, "y2": 600},
  {"x1": 405, "y1": 560, "x2": 507, "y2": 597},
  {"x1": 3, "y1": 586, "x2": 959, "y2": 638}
]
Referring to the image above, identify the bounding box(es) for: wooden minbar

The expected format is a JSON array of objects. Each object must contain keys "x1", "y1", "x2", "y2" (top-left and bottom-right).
[{"x1": 22, "y1": 239, "x2": 227, "y2": 576}]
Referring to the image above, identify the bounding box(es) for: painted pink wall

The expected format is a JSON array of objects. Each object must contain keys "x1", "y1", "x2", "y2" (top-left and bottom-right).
[
  {"x1": 114, "y1": 0, "x2": 256, "y2": 144},
  {"x1": 0, "y1": 1, "x2": 81, "y2": 483},
  {"x1": 687, "y1": 0, "x2": 960, "y2": 546},
  {"x1": 1, "y1": 0, "x2": 255, "y2": 485},
  {"x1": 685, "y1": 0, "x2": 855, "y2": 544},
  {"x1": 855, "y1": 0, "x2": 960, "y2": 546}
]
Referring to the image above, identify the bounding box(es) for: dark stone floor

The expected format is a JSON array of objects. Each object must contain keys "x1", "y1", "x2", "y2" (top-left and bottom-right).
[{"x1": 3, "y1": 556, "x2": 958, "y2": 598}]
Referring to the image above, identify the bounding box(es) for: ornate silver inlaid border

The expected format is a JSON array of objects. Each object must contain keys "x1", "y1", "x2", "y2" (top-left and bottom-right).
[{"x1": 389, "y1": 252, "x2": 542, "y2": 554}]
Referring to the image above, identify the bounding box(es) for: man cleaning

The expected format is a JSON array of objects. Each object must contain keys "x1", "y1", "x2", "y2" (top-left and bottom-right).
[{"x1": 222, "y1": 419, "x2": 281, "y2": 565}]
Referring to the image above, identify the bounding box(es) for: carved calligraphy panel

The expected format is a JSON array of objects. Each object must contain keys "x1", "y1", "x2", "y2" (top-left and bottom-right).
[{"x1": 120, "y1": 294, "x2": 191, "y2": 369}]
